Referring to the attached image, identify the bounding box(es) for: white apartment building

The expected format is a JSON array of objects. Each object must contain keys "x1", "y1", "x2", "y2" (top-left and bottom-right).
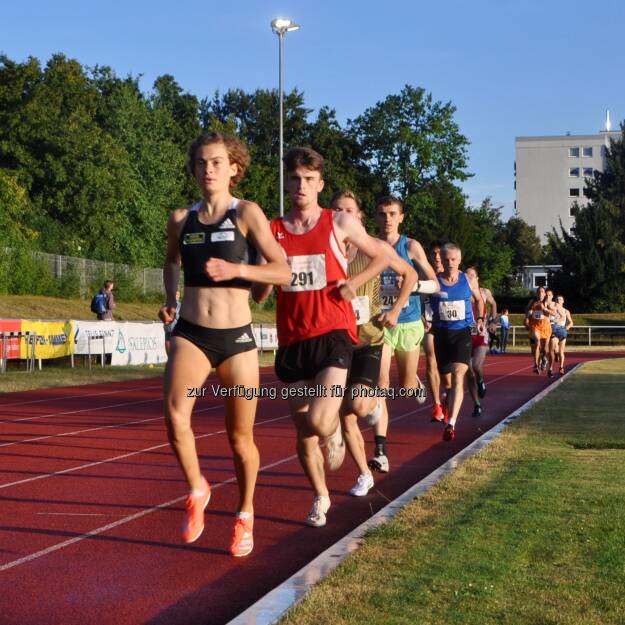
[{"x1": 515, "y1": 128, "x2": 620, "y2": 242}]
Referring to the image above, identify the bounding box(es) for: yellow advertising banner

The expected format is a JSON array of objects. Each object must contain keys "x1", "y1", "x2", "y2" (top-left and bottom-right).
[{"x1": 20, "y1": 321, "x2": 75, "y2": 359}]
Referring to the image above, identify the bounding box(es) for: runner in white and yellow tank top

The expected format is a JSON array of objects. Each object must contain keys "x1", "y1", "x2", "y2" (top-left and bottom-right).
[{"x1": 331, "y1": 191, "x2": 417, "y2": 494}]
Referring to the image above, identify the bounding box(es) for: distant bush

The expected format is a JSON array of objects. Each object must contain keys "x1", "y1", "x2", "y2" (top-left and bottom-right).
[{"x1": 0, "y1": 246, "x2": 57, "y2": 296}]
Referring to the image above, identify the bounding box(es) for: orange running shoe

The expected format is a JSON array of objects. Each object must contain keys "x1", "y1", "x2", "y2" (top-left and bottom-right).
[
  {"x1": 181, "y1": 477, "x2": 211, "y2": 544},
  {"x1": 230, "y1": 515, "x2": 254, "y2": 557},
  {"x1": 431, "y1": 403, "x2": 444, "y2": 423}
]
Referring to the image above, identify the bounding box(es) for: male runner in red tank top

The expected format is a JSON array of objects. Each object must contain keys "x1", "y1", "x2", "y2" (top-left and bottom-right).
[{"x1": 254, "y1": 147, "x2": 387, "y2": 527}]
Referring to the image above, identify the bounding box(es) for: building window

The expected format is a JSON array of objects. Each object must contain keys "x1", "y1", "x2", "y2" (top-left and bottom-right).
[
  {"x1": 569, "y1": 188, "x2": 580, "y2": 197},
  {"x1": 533, "y1": 274, "x2": 547, "y2": 288},
  {"x1": 569, "y1": 167, "x2": 580, "y2": 177},
  {"x1": 568, "y1": 147, "x2": 580, "y2": 157},
  {"x1": 583, "y1": 167, "x2": 593, "y2": 177},
  {"x1": 582, "y1": 146, "x2": 593, "y2": 157},
  {"x1": 570, "y1": 205, "x2": 579, "y2": 217}
]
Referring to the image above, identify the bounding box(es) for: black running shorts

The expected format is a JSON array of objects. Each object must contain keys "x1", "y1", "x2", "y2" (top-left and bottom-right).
[
  {"x1": 433, "y1": 326, "x2": 472, "y2": 374},
  {"x1": 172, "y1": 318, "x2": 256, "y2": 367},
  {"x1": 347, "y1": 344, "x2": 383, "y2": 388},
  {"x1": 275, "y1": 330, "x2": 353, "y2": 384}
]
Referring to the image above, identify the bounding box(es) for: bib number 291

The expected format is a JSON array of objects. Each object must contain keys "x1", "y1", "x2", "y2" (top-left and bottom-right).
[{"x1": 283, "y1": 254, "x2": 327, "y2": 292}]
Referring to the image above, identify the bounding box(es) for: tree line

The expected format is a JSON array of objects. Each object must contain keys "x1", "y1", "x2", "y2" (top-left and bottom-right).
[{"x1": 2, "y1": 52, "x2": 620, "y2": 309}]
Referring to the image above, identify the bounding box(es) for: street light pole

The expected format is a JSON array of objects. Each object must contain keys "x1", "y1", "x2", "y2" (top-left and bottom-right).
[{"x1": 271, "y1": 18, "x2": 300, "y2": 217}]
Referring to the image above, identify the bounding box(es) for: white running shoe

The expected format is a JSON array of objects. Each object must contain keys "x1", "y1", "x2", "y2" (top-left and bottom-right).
[
  {"x1": 324, "y1": 424, "x2": 346, "y2": 470},
  {"x1": 367, "y1": 453, "x2": 389, "y2": 473},
  {"x1": 415, "y1": 375, "x2": 427, "y2": 404},
  {"x1": 306, "y1": 495, "x2": 331, "y2": 527},
  {"x1": 349, "y1": 472, "x2": 374, "y2": 497}
]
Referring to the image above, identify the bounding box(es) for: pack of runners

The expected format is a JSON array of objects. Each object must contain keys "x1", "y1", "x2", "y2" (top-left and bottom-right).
[{"x1": 160, "y1": 134, "x2": 573, "y2": 556}]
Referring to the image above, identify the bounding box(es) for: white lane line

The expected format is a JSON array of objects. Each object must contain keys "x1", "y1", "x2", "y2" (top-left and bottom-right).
[
  {"x1": 0, "y1": 443, "x2": 305, "y2": 573},
  {"x1": 0, "y1": 413, "x2": 291, "y2": 491},
  {"x1": 0, "y1": 398, "x2": 160, "y2": 428},
  {"x1": 0, "y1": 362, "x2": 500, "y2": 426},
  {"x1": 0, "y1": 380, "x2": 281, "y2": 446},
  {"x1": 0, "y1": 362, "x2": 540, "y2": 572},
  {"x1": 0, "y1": 363, "x2": 533, "y2": 489},
  {"x1": 225, "y1": 363, "x2": 583, "y2": 625},
  {"x1": 0, "y1": 384, "x2": 162, "y2": 410},
  {"x1": 36, "y1": 513, "x2": 129, "y2": 517},
  {"x1": 1, "y1": 378, "x2": 279, "y2": 425}
]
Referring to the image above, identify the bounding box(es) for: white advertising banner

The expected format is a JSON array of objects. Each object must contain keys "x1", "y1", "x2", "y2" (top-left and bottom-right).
[
  {"x1": 110, "y1": 322, "x2": 167, "y2": 366},
  {"x1": 253, "y1": 325, "x2": 278, "y2": 350},
  {"x1": 73, "y1": 321, "x2": 118, "y2": 355},
  {"x1": 74, "y1": 320, "x2": 277, "y2": 363}
]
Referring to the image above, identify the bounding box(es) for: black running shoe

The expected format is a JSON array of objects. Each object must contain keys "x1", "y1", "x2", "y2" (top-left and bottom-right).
[
  {"x1": 477, "y1": 378, "x2": 486, "y2": 399},
  {"x1": 472, "y1": 404, "x2": 482, "y2": 418}
]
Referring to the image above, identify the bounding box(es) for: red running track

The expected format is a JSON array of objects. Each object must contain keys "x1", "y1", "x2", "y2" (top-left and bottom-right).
[{"x1": 0, "y1": 351, "x2": 620, "y2": 625}]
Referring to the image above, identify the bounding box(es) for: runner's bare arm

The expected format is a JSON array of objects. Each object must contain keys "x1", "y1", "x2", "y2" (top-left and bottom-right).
[
  {"x1": 377, "y1": 240, "x2": 417, "y2": 327},
  {"x1": 483, "y1": 287, "x2": 498, "y2": 318},
  {"x1": 205, "y1": 201, "x2": 290, "y2": 286},
  {"x1": 468, "y1": 274, "x2": 486, "y2": 332},
  {"x1": 407, "y1": 239, "x2": 438, "y2": 282},
  {"x1": 565, "y1": 309, "x2": 574, "y2": 330},
  {"x1": 160, "y1": 208, "x2": 187, "y2": 324},
  {"x1": 250, "y1": 255, "x2": 272, "y2": 304}
]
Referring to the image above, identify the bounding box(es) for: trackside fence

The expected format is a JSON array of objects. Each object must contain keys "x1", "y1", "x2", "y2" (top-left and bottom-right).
[{"x1": 509, "y1": 325, "x2": 625, "y2": 347}]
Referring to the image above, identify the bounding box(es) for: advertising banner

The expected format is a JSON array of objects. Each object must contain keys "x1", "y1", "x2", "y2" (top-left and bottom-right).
[
  {"x1": 110, "y1": 322, "x2": 167, "y2": 366},
  {"x1": 0, "y1": 320, "x2": 22, "y2": 359},
  {"x1": 253, "y1": 325, "x2": 278, "y2": 350},
  {"x1": 73, "y1": 321, "x2": 118, "y2": 355},
  {"x1": 19, "y1": 320, "x2": 75, "y2": 359}
]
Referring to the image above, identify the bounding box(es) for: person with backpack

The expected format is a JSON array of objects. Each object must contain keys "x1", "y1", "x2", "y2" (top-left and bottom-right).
[{"x1": 91, "y1": 281, "x2": 115, "y2": 320}]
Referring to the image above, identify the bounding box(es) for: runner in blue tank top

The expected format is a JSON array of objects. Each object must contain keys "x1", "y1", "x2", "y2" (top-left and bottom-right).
[
  {"x1": 369, "y1": 196, "x2": 438, "y2": 472},
  {"x1": 429, "y1": 243, "x2": 485, "y2": 441}
]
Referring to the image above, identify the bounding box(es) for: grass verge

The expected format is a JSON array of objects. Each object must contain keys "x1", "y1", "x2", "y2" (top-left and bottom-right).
[
  {"x1": 0, "y1": 294, "x2": 276, "y2": 323},
  {"x1": 280, "y1": 357, "x2": 625, "y2": 625}
]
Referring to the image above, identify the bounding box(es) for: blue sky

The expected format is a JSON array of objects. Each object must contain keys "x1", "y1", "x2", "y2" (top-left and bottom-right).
[{"x1": 2, "y1": 0, "x2": 623, "y2": 220}]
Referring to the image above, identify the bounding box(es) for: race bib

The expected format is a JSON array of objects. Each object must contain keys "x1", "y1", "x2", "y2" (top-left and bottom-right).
[
  {"x1": 532, "y1": 310, "x2": 543, "y2": 320},
  {"x1": 438, "y1": 300, "x2": 465, "y2": 322},
  {"x1": 283, "y1": 254, "x2": 327, "y2": 292},
  {"x1": 351, "y1": 296, "x2": 370, "y2": 325},
  {"x1": 470, "y1": 322, "x2": 478, "y2": 336}
]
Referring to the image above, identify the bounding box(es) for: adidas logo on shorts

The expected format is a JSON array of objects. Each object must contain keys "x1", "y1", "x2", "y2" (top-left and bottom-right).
[{"x1": 235, "y1": 332, "x2": 253, "y2": 344}]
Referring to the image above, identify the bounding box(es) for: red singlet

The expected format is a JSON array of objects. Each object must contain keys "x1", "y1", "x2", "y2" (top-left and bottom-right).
[{"x1": 271, "y1": 209, "x2": 358, "y2": 346}]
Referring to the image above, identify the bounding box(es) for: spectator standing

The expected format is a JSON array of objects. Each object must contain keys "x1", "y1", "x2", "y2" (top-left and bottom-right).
[
  {"x1": 499, "y1": 308, "x2": 510, "y2": 352},
  {"x1": 98, "y1": 281, "x2": 116, "y2": 320}
]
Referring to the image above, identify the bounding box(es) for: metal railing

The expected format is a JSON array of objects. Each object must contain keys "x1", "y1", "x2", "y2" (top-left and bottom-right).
[
  {"x1": 0, "y1": 332, "x2": 37, "y2": 373},
  {"x1": 509, "y1": 325, "x2": 625, "y2": 347}
]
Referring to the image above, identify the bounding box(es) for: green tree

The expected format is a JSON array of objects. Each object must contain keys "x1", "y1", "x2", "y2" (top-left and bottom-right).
[
  {"x1": 348, "y1": 85, "x2": 471, "y2": 199},
  {"x1": 549, "y1": 126, "x2": 625, "y2": 311},
  {"x1": 497, "y1": 216, "x2": 542, "y2": 269},
  {"x1": 93, "y1": 67, "x2": 187, "y2": 265}
]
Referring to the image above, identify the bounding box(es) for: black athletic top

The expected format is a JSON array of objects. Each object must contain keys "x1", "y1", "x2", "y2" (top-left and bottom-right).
[{"x1": 179, "y1": 200, "x2": 256, "y2": 289}]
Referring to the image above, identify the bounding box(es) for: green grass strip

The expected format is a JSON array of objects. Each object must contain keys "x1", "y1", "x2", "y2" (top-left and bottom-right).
[{"x1": 281, "y1": 358, "x2": 625, "y2": 625}]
